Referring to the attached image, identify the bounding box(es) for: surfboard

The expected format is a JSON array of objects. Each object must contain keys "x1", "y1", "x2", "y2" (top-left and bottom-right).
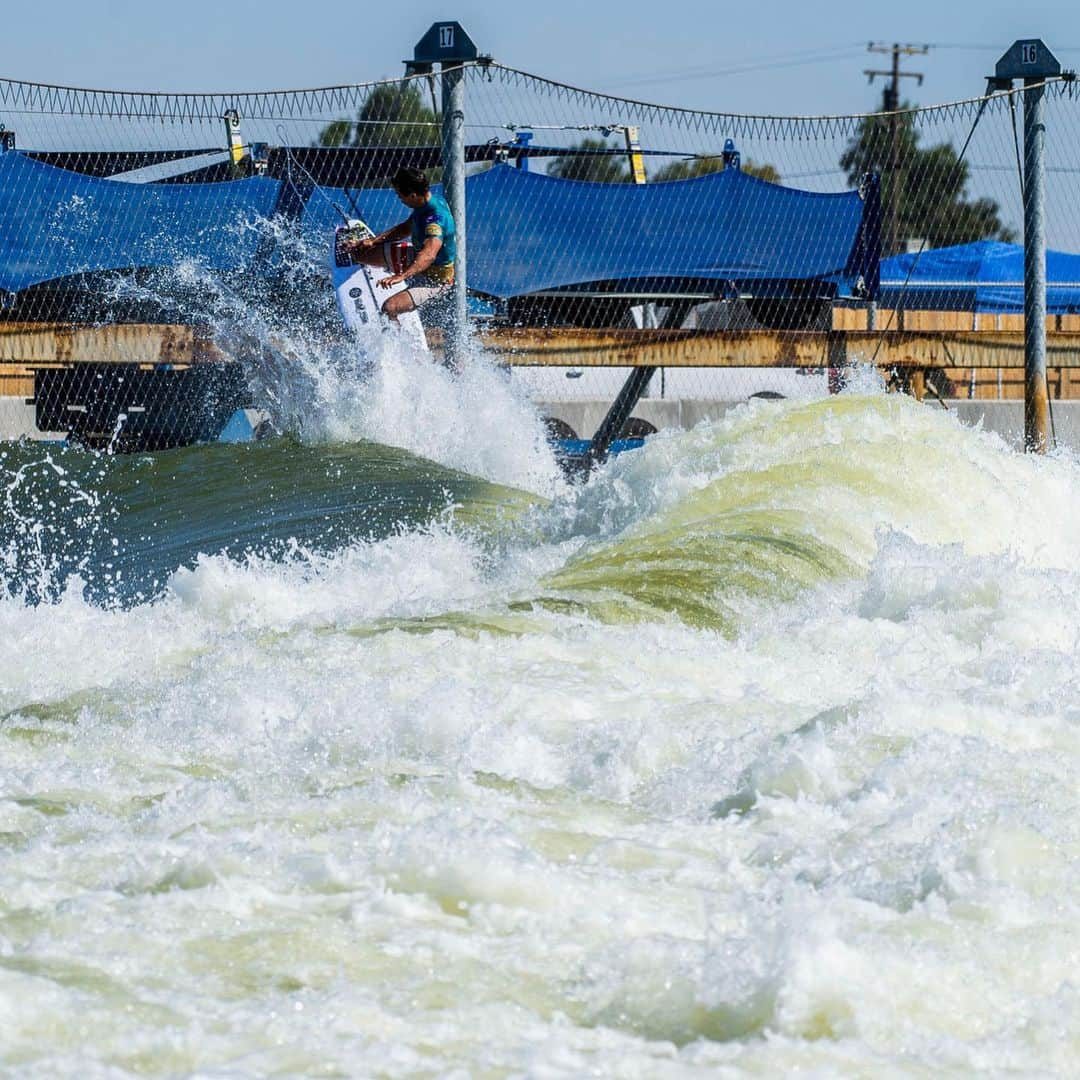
[{"x1": 332, "y1": 222, "x2": 428, "y2": 352}]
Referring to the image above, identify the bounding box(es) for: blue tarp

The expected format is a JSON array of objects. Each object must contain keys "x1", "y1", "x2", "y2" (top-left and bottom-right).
[
  {"x1": 0, "y1": 152, "x2": 870, "y2": 300},
  {"x1": 389, "y1": 165, "x2": 867, "y2": 298},
  {"x1": 879, "y1": 240, "x2": 1080, "y2": 313},
  {"x1": 0, "y1": 151, "x2": 281, "y2": 294}
]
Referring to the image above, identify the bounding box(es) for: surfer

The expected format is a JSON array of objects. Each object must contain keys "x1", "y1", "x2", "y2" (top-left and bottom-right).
[{"x1": 338, "y1": 166, "x2": 456, "y2": 326}]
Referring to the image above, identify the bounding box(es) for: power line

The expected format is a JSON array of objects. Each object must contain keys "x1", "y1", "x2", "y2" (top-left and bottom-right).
[
  {"x1": 609, "y1": 40, "x2": 1080, "y2": 92},
  {"x1": 599, "y1": 39, "x2": 1080, "y2": 103},
  {"x1": 929, "y1": 42, "x2": 1080, "y2": 51},
  {"x1": 864, "y1": 42, "x2": 928, "y2": 108},
  {"x1": 606, "y1": 43, "x2": 867, "y2": 89}
]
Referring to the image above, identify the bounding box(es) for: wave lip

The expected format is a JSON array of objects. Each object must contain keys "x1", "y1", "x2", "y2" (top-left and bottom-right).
[{"x1": 521, "y1": 393, "x2": 1080, "y2": 632}]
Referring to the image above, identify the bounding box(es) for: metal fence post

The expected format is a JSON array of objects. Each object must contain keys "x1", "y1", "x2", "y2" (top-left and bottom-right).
[
  {"x1": 442, "y1": 65, "x2": 467, "y2": 366},
  {"x1": 1023, "y1": 76, "x2": 1048, "y2": 451},
  {"x1": 407, "y1": 21, "x2": 483, "y2": 368},
  {"x1": 993, "y1": 39, "x2": 1063, "y2": 452}
]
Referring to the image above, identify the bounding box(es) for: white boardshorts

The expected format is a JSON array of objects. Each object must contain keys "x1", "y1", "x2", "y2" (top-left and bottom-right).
[
  {"x1": 404, "y1": 279, "x2": 454, "y2": 311},
  {"x1": 379, "y1": 242, "x2": 453, "y2": 313}
]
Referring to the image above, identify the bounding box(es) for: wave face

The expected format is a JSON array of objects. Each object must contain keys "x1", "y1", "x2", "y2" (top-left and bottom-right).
[{"x1": 3, "y1": 389, "x2": 1080, "y2": 1077}]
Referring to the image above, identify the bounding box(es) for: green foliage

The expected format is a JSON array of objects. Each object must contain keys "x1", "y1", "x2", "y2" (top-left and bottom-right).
[
  {"x1": 840, "y1": 106, "x2": 1015, "y2": 252},
  {"x1": 354, "y1": 83, "x2": 438, "y2": 147},
  {"x1": 548, "y1": 138, "x2": 632, "y2": 183},
  {"x1": 317, "y1": 119, "x2": 353, "y2": 149},
  {"x1": 548, "y1": 142, "x2": 781, "y2": 184},
  {"x1": 652, "y1": 155, "x2": 780, "y2": 183},
  {"x1": 316, "y1": 82, "x2": 441, "y2": 186},
  {"x1": 316, "y1": 83, "x2": 439, "y2": 149}
]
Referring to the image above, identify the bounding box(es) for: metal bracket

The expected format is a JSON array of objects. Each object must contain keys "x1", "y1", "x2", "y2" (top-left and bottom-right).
[{"x1": 223, "y1": 110, "x2": 245, "y2": 170}]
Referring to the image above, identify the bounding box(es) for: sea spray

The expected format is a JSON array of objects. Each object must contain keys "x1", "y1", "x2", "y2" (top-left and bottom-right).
[
  {"x1": 94, "y1": 216, "x2": 564, "y2": 497},
  {"x1": 1, "y1": 446, "x2": 116, "y2": 604}
]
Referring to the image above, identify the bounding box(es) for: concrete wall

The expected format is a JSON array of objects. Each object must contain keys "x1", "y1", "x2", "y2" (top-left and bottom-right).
[
  {"x1": 948, "y1": 401, "x2": 1080, "y2": 451},
  {"x1": 7, "y1": 387, "x2": 1080, "y2": 454},
  {"x1": 0, "y1": 398, "x2": 48, "y2": 441},
  {"x1": 537, "y1": 397, "x2": 1080, "y2": 453}
]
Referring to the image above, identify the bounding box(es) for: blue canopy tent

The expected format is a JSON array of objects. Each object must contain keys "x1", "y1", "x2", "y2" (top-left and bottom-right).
[
  {"x1": 879, "y1": 240, "x2": 1080, "y2": 314},
  {"x1": 0, "y1": 151, "x2": 878, "y2": 304}
]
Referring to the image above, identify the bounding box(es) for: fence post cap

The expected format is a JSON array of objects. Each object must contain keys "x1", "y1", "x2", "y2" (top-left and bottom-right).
[
  {"x1": 412, "y1": 22, "x2": 479, "y2": 66},
  {"x1": 994, "y1": 39, "x2": 1062, "y2": 82}
]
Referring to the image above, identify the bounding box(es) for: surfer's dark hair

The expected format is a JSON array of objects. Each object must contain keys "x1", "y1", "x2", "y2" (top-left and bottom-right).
[{"x1": 392, "y1": 167, "x2": 430, "y2": 196}]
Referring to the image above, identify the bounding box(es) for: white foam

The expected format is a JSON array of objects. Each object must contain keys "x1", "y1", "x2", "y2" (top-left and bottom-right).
[
  {"x1": 306, "y1": 329, "x2": 565, "y2": 497},
  {"x1": 3, "y1": 394, "x2": 1080, "y2": 1075}
]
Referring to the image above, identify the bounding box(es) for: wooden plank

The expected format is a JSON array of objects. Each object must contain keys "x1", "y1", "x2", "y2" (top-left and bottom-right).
[
  {"x1": 939, "y1": 366, "x2": 1001, "y2": 400},
  {"x1": 902, "y1": 310, "x2": 972, "y2": 332},
  {"x1": 0, "y1": 375, "x2": 33, "y2": 397},
  {"x1": 476, "y1": 326, "x2": 839, "y2": 368},
  {"x1": 831, "y1": 307, "x2": 868, "y2": 331},
  {"x1": 0, "y1": 323, "x2": 214, "y2": 365},
  {"x1": 479, "y1": 326, "x2": 1080, "y2": 370},
  {"x1": 908, "y1": 368, "x2": 926, "y2": 400},
  {"x1": 3, "y1": 321, "x2": 1080, "y2": 382}
]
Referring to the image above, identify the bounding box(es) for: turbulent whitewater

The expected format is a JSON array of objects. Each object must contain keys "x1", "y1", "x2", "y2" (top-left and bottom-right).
[{"x1": 2, "y1": 387, "x2": 1079, "y2": 1077}]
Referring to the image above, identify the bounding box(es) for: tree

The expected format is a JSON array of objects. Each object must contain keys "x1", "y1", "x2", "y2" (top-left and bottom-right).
[
  {"x1": 840, "y1": 105, "x2": 1015, "y2": 254},
  {"x1": 548, "y1": 138, "x2": 632, "y2": 183},
  {"x1": 652, "y1": 155, "x2": 780, "y2": 183},
  {"x1": 317, "y1": 119, "x2": 353, "y2": 148},
  {"x1": 548, "y1": 142, "x2": 781, "y2": 184},
  {"x1": 316, "y1": 83, "x2": 440, "y2": 186},
  {"x1": 317, "y1": 83, "x2": 438, "y2": 149}
]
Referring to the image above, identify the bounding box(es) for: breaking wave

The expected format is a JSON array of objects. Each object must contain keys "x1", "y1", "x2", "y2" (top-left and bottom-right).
[{"x1": 3, "y1": 324, "x2": 1079, "y2": 1074}]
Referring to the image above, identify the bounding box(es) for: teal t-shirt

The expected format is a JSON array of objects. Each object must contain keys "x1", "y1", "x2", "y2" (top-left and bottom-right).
[{"x1": 409, "y1": 193, "x2": 456, "y2": 281}]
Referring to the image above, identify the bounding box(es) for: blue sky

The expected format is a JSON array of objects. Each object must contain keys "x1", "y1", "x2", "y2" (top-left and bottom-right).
[{"x1": 4, "y1": 0, "x2": 1078, "y2": 115}]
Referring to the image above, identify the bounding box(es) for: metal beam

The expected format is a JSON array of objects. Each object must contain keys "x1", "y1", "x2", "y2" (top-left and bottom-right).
[
  {"x1": 108, "y1": 150, "x2": 230, "y2": 184},
  {"x1": 1023, "y1": 76, "x2": 1049, "y2": 449}
]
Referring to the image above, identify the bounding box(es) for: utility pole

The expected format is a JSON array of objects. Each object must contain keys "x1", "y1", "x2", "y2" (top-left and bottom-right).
[{"x1": 865, "y1": 43, "x2": 927, "y2": 256}]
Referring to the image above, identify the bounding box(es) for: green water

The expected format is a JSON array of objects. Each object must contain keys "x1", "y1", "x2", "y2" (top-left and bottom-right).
[{"x1": 1, "y1": 438, "x2": 537, "y2": 605}]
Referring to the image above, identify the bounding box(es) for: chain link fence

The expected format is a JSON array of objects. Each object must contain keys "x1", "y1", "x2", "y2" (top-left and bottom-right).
[{"x1": 0, "y1": 59, "x2": 1078, "y2": 446}]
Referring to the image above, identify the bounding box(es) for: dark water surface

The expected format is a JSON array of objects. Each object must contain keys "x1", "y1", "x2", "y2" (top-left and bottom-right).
[{"x1": 1, "y1": 437, "x2": 533, "y2": 604}]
